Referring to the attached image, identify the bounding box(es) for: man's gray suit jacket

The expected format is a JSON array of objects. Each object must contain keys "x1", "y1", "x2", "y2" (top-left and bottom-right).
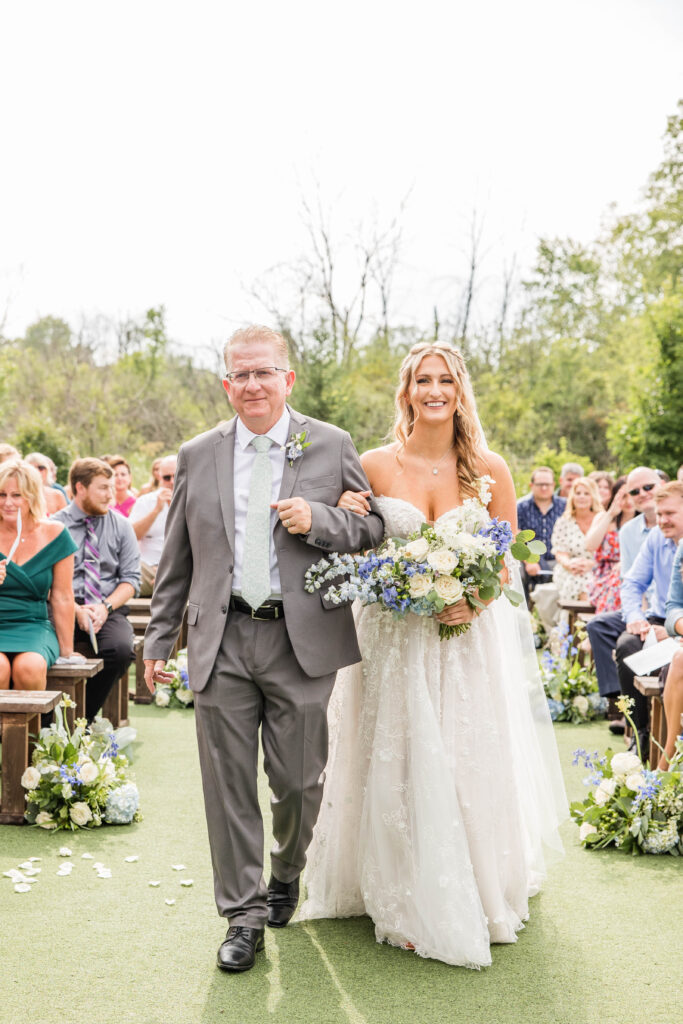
[{"x1": 143, "y1": 406, "x2": 385, "y2": 685}]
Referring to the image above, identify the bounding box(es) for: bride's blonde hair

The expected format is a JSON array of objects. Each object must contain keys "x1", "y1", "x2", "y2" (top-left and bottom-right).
[{"x1": 393, "y1": 341, "x2": 485, "y2": 499}]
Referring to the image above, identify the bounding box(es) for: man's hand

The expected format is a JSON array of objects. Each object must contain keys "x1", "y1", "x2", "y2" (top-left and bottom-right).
[
  {"x1": 155, "y1": 486, "x2": 173, "y2": 511},
  {"x1": 144, "y1": 658, "x2": 175, "y2": 695},
  {"x1": 652, "y1": 625, "x2": 668, "y2": 642},
  {"x1": 627, "y1": 618, "x2": 651, "y2": 641},
  {"x1": 524, "y1": 561, "x2": 541, "y2": 577},
  {"x1": 76, "y1": 603, "x2": 108, "y2": 634},
  {"x1": 272, "y1": 497, "x2": 312, "y2": 535}
]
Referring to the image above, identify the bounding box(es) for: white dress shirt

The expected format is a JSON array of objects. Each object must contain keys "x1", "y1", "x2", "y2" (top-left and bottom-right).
[
  {"x1": 129, "y1": 490, "x2": 169, "y2": 565},
  {"x1": 232, "y1": 409, "x2": 290, "y2": 598}
]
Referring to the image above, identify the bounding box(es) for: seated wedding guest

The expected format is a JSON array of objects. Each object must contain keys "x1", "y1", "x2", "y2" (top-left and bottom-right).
[
  {"x1": 551, "y1": 477, "x2": 601, "y2": 602},
  {"x1": 0, "y1": 460, "x2": 77, "y2": 688},
  {"x1": 130, "y1": 454, "x2": 176, "y2": 596},
  {"x1": 45, "y1": 455, "x2": 69, "y2": 502},
  {"x1": 613, "y1": 481, "x2": 683, "y2": 756},
  {"x1": 661, "y1": 539, "x2": 683, "y2": 768},
  {"x1": 0, "y1": 443, "x2": 21, "y2": 464},
  {"x1": 53, "y1": 458, "x2": 140, "y2": 720},
  {"x1": 136, "y1": 457, "x2": 162, "y2": 497},
  {"x1": 102, "y1": 454, "x2": 137, "y2": 517},
  {"x1": 586, "y1": 467, "x2": 661, "y2": 712},
  {"x1": 516, "y1": 466, "x2": 566, "y2": 603},
  {"x1": 677, "y1": 464, "x2": 683, "y2": 483},
  {"x1": 556, "y1": 461, "x2": 584, "y2": 499},
  {"x1": 585, "y1": 476, "x2": 634, "y2": 613},
  {"x1": 24, "y1": 452, "x2": 68, "y2": 515},
  {"x1": 655, "y1": 469, "x2": 670, "y2": 483},
  {"x1": 588, "y1": 470, "x2": 615, "y2": 510}
]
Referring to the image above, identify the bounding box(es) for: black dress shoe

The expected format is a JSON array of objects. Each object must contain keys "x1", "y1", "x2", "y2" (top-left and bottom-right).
[
  {"x1": 267, "y1": 874, "x2": 300, "y2": 928},
  {"x1": 216, "y1": 926, "x2": 265, "y2": 972}
]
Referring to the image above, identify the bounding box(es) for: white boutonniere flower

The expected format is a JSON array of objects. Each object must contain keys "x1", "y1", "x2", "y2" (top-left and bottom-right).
[{"x1": 282, "y1": 431, "x2": 311, "y2": 466}]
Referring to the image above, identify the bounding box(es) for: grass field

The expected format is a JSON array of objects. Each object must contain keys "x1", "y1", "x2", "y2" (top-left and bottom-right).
[{"x1": 0, "y1": 708, "x2": 678, "y2": 1024}]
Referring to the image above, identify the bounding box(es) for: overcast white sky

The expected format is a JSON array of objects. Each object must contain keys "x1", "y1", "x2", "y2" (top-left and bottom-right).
[{"x1": 1, "y1": 0, "x2": 682, "y2": 355}]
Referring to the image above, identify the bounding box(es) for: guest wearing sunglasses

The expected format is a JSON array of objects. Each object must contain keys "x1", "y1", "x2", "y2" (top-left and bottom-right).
[{"x1": 130, "y1": 454, "x2": 177, "y2": 596}]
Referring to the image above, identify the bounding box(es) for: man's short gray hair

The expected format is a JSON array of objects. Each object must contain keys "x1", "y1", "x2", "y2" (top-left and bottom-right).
[
  {"x1": 560, "y1": 462, "x2": 584, "y2": 477},
  {"x1": 223, "y1": 325, "x2": 289, "y2": 371}
]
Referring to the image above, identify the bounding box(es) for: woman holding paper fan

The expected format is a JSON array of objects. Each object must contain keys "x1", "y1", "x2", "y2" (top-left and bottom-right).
[{"x1": 0, "y1": 459, "x2": 77, "y2": 688}]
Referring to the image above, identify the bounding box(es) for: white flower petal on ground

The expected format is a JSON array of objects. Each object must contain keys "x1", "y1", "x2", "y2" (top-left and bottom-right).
[
  {"x1": 58, "y1": 847, "x2": 72, "y2": 857},
  {"x1": 14, "y1": 884, "x2": 31, "y2": 893},
  {"x1": 81, "y1": 853, "x2": 94, "y2": 860},
  {"x1": 4, "y1": 869, "x2": 24, "y2": 879},
  {"x1": 124, "y1": 855, "x2": 139, "y2": 863},
  {"x1": 96, "y1": 869, "x2": 112, "y2": 878},
  {"x1": 28, "y1": 857, "x2": 41, "y2": 862},
  {"x1": 164, "y1": 899, "x2": 176, "y2": 906},
  {"x1": 149, "y1": 881, "x2": 161, "y2": 887},
  {"x1": 22, "y1": 867, "x2": 40, "y2": 876},
  {"x1": 171, "y1": 864, "x2": 186, "y2": 871},
  {"x1": 180, "y1": 879, "x2": 193, "y2": 887},
  {"x1": 18, "y1": 861, "x2": 33, "y2": 870},
  {"x1": 57, "y1": 865, "x2": 73, "y2": 876}
]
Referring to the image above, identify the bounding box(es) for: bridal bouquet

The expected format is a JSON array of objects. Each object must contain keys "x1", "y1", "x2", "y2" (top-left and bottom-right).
[
  {"x1": 154, "y1": 649, "x2": 194, "y2": 708},
  {"x1": 305, "y1": 484, "x2": 544, "y2": 640},
  {"x1": 21, "y1": 696, "x2": 140, "y2": 831}
]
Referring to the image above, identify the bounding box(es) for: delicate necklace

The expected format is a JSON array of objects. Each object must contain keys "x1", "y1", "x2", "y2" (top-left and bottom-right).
[{"x1": 415, "y1": 444, "x2": 454, "y2": 476}]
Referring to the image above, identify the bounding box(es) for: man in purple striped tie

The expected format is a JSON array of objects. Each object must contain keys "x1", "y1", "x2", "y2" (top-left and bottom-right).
[{"x1": 54, "y1": 458, "x2": 141, "y2": 720}]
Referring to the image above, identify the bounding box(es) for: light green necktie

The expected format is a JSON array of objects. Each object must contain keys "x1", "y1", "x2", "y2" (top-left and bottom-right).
[{"x1": 241, "y1": 435, "x2": 274, "y2": 611}]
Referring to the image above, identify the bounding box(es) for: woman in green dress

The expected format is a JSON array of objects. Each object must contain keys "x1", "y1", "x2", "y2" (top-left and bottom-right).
[{"x1": 0, "y1": 460, "x2": 78, "y2": 689}]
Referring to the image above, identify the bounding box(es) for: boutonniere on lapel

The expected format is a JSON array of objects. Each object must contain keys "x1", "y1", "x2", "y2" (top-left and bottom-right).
[{"x1": 282, "y1": 431, "x2": 311, "y2": 467}]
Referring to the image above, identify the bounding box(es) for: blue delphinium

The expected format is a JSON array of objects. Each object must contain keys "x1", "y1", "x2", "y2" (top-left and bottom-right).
[{"x1": 477, "y1": 517, "x2": 513, "y2": 554}]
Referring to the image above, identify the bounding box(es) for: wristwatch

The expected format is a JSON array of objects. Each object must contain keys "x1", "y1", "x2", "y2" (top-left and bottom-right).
[{"x1": 104, "y1": 601, "x2": 114, "y2": 615}]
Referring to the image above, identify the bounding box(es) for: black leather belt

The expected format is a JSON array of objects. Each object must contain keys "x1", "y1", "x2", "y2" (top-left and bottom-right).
[{"x1": 229, "y1": 596, "x2": 284, "y2": 620}]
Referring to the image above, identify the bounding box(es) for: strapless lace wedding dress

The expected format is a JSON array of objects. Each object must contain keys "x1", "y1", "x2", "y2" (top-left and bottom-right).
[{"x1": 297, "y1": 494, "x2": 567, "y2": 969}]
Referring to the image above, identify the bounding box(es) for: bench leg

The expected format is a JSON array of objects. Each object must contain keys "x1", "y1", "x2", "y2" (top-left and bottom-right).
[
  {"x1": 102, "y1": 676, "x2": 122, "y2": 728},
  {"x1": 0, "y1": 713, "x2": 31, "y2": 824},
  {"x1": 650, "y1": 696, "x2": 666, "y2": 767},
  {"x1": 134, "y1": 638, "x2": 152, "y2": 704}
]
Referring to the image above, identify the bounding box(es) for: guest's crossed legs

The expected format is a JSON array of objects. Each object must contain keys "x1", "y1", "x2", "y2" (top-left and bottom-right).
[{"x1": 194, "y1": 612, "x2": 335, "y2": 928}]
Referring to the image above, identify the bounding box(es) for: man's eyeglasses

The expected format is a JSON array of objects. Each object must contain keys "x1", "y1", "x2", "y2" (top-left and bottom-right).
[
  {"x1": 628, "y1": 483, "x2": 657, "y2": 496},
  {"x1": 532, "y1": 481, "x2": 554, "y2": 487},
  {"x1": 161, "y1": 474, "x2": 175, "y2": 482},
  {"x1": 224, "y1": 367, "x2": 287, "y2": 385}
]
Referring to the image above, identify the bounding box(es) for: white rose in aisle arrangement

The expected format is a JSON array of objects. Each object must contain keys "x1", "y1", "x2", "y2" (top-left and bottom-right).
[
  {"x1": 427, "y1": 549, "x2": 458, "y2": 574},
  {"x1": 611, "y1": 752, "x2": 642, "y2": 777},
  {"x1": 404, "y1": 537, "x2": 430, "y2": 561},
  {"x1": 155, "y1": 688, "x2": 171, "y2": 707},
  {"x1": 409, "y1": 574, "x2": 433, "y2": 598},
  {"x1": 79, "y1": 761, "x2": 99, "y2": 784},
  {"x1": 35, "y1": 811, "x2": 57, "y2": 829},
  {"x1": 69, "y1": 802, "x2": 93, "y2": 827},
  {"x1": 21, "y1": 766, "x2": 41, "y2": 790},
  {"x1": 594, "y1": 778, "x2": 617, "y2": 806},
  {"x1": 572, "y1": 695, "x2": 589, "y2": 716},
  {"x1": 625, "y1": 772, "x2": 645, "y2": 792},
  {"x1": 579, "y1": 823, "x2": 598, "y2": 841},
  {"x1": 175, "y1": 686, "x2": 194, "y2": 705},
  {"x1": 434, "y1": 575, "x2": 465, "y2": 603}
]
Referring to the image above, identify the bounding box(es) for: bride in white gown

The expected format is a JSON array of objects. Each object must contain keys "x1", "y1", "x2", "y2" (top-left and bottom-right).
[{"x1": 297, "y1": 341, "x2": 567, "y2": 968}]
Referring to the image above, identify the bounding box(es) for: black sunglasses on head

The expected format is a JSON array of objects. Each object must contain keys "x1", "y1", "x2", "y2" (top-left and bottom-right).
[
  {"x1": 628, "y1": 483, "x2": 657, "y2": 496},
  {"x1": 161, "y1": 474, "x2": 175, "y2": 482}
]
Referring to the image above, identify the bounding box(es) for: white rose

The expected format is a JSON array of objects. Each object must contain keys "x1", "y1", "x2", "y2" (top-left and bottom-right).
[
  {"x1": 572, "y1": 695, "x2": 589, "y2": 716},
  {"x1": 69, "y1": 802, "x2": 93, "y2": 827},
  {"x1": 175, "y1": 686, "x2": 194, "y2": 705},
  {"x1": 594, "y1": 778, "x2": 617, "y2": 806},
  {"x1": 409, "y1": 573, "x2": 433, "y2": 598},
  {"x1": 404, "y1": 537, "x2": 430, "y2": 561},
  {"x1": 579, "y1": 822, "x2": 598, "y2": 842},
  {"x1": 155, "y1": 688, "x2": 171, "y2": 707},
  {"x1": 433, "y1": 575, "x2": 465, "y2": 604},
  {"x1": 427, "y1": 549, "x2": 458, "y2": 574},
  {"x1": 35, "y1": 811, "x2": 57, "y2": 830},
  {"x1": 101, "y1": 760, "x2": 116, "y2": 781},
  {"x1": 610, "y1": 751, "x2": 642, "y2": 776},
  {"x1": 21, "y1": 766, "x2": 41, "y2": 790},
  {"x1": 625, "y1": 772, "x2": 645, "y2": 792},
  {"x1": 79, "y1": 762, "x2": 99, "y2": 785}
]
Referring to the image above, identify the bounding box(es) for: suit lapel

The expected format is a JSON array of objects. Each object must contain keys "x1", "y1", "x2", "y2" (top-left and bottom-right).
[
  {"x1": 215, "y1": 419, "x2": 237, "y2": 552},
  {"x1": 277, "y1": 407, "x2": 309, "y2": 501}
]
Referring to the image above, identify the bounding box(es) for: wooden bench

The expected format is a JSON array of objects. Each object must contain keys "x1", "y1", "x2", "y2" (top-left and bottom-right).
[
  {"x1": 126, "y1": 598, "x2": 152, "y2": 615},
  {"x1": 45, "y1": 660, "x2": 104, "y2": 729},
  {"x1": 559, "y1": 599, "x2": 596, "y2": 637},
  {"x1": 0, "y1": 690, "x2": 62, "y2": 824},
  {"x1": 634, "y1": 674, "x2": 666, "y2": 767}
]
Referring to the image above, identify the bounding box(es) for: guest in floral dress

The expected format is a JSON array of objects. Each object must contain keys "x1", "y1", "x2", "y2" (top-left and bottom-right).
[
  {"x1": 551, "y1": 478, "x2": 602, "y2": 602},
  {"x1": 585, "y1": 476, "x2": 636, "y2": 613}
]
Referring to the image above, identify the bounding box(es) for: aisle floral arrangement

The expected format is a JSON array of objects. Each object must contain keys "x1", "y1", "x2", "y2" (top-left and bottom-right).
[
  {"x1": 305, "y1": 477, "x2": 545, "y2": 640},
  {"x1": 21, "y1": 696, "x2": 141, "y2": 831},
  {"x1": 154, "y1": 649, "x2": 193, "y2": 708},
  {"x1": 571, "y1": 698, "x2": 683, "y2": 855},
  {"x1": 541, "y1": 622, "x2": 607, "y2": 723}
]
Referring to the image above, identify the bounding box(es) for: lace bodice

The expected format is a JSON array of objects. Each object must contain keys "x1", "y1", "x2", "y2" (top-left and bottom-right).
[{"x1": 375, "y1": 478, "x2": 494, "y2": 540}]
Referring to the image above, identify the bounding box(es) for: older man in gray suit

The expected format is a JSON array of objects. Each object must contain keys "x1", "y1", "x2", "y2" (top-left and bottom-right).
[{"x1": 144, "y1": 325, "x2": 384, "y2": 972}]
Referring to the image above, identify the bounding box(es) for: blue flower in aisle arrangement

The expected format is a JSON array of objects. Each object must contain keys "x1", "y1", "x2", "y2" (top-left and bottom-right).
[
  {"x1": 282, "y1": 431, "x2": 311, "y2": 466},
  {"x1": 20, "y1": 697, "x2": 140, "y2": 831},
  {"x1": 570, "y1": 698, "x2": 683, "y2": 856},
  {"x1": 539, "y1": 623, "x2": 607, "y2": 723},
  {"x1": 155, "y1": 649, "x2": 194, "y2": 708},
  {"x1": 304, "y1": 476, "x2": 545, "y2": 640},
  {"x1": 104, "y1": 782, "x2": 140, "y2": 825}
]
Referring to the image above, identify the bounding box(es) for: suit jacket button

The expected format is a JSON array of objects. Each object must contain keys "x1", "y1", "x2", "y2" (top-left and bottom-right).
[
  {"x1": 228, "y1": 565, "x2": 233, "y2": 573},
  {"x1": 221, "y1": 605, "x2": 228, "y2": 614}
]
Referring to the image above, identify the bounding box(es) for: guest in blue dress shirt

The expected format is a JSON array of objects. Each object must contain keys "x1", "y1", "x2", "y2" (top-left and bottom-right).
[
  {"x1": 660, "y1": 501, "x2": 683, "y2": 768},
  {"x1": 516, "y1": 466, "x2": 566, "y2": 604}
]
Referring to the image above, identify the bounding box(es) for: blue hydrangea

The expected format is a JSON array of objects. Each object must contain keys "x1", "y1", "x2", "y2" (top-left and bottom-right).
[
  {"x1": 104, "y1": 783, "x2": 140, "y2": 825},
  {"x1": 547, "y1": 699, "x2": 564, "y2": 721}
]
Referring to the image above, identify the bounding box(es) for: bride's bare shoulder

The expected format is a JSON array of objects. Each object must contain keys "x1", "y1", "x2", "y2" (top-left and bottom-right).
[
  {"x1": 360, "y1": 444, "x2": 400, "y2": 489},
  {"x1": 476, "y1": 449, "x2": 512, "y2": 482}
]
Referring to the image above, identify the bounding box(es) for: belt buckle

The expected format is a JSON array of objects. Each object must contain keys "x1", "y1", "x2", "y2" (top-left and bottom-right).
[{"x1": 251, "y1": 607, "x2": 268, "y2": 621}]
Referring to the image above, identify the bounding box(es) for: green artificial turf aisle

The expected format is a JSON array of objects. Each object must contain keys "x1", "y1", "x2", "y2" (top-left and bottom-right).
[{"x1": 0, "y1": 710, "x2": 678, "y2": 1024}]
